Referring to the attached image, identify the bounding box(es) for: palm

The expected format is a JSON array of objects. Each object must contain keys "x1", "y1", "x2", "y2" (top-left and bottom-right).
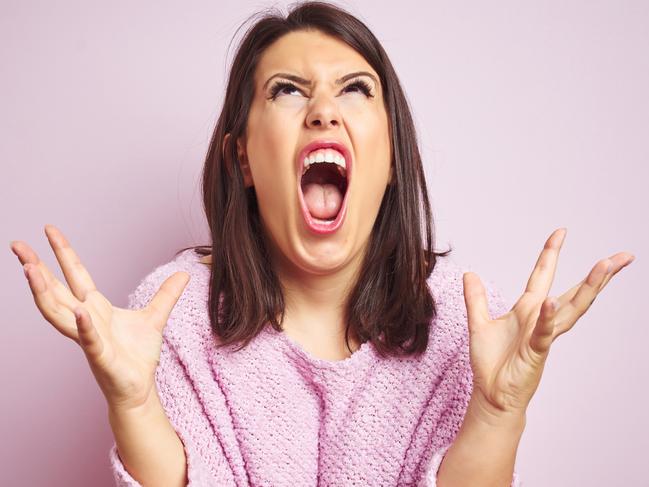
[
  {"x1": 463, "y1": 228, "x2": 634, "y2": 419},
  {"x1": 11, "y1": 225, "x2": 190, "y2": 411},
  {"x1": 82, "y1": 298, "x2": 166, "y2": 407}
]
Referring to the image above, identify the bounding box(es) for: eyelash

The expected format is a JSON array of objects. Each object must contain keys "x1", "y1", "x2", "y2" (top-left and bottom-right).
[{"x1": 268, "y1": 79, "x2": 375, "y2": 100}]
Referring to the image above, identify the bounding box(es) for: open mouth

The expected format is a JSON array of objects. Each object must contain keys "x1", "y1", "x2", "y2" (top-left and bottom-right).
[{"x1": 296, "y1": 144, "x2": 351, "y2": 235}]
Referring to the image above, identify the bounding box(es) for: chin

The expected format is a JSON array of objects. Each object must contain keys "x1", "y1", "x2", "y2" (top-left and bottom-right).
[{"x1": 295, "y1": 242, "x2": 355, "y2": 274}]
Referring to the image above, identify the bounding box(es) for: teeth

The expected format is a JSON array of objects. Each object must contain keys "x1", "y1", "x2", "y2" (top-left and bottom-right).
[{"x1": 302, "y1": 148, "x2": 347, "y2": 176}]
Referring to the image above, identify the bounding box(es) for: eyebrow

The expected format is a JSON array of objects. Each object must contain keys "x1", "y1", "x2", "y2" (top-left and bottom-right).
[{"x1": 262, "y1": 71, "x2": 379, "y2": 90}]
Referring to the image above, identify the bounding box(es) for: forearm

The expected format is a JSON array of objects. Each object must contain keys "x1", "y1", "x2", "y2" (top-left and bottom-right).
[
  {"x1": 108, "y1": 391, "x2": 187, "y2": 487},
  {"x1": 436, "y1": 399, "x2": 525, "y2": 487}
]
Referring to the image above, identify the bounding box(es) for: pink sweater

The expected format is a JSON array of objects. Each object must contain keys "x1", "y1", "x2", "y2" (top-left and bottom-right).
[{"x1": 109, "y1": 249, "x2": 522, "y2": 486}]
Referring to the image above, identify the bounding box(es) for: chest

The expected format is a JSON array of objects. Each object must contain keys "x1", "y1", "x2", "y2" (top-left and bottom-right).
[
  {"x1": 281, "y1": 326, "x2": 361, "y2": 361},
  {"x1": 208, "y1": 344, "x2": 444, "y2": 485}
]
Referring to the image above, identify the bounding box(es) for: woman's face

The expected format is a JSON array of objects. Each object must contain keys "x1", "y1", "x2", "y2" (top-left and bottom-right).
[{"x1": 238, "y1": 29, "x2": 392, "y2": 277}]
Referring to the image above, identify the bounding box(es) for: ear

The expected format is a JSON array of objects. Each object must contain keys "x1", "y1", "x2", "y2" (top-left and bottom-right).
[
  {"x1": 223, "y1": 133, "x2": 254, "y2": 188},
  {"x1": 236, "y1": 136, "x2": 254, "y2": 188}
]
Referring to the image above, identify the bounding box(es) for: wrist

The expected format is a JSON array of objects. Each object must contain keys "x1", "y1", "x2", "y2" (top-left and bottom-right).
[
  {"x1": 466, "y1": 391, "x2": 527, "y2": 431},
  {"x1": 108, "y1": 389, "x2": 162, "y2": 422},
  {"x1": 437, "y1": 396, "x2": 525, "y2": 486}
]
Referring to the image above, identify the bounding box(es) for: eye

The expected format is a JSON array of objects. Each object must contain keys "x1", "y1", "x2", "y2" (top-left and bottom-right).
[
  {"x1": 342, "y1": 79, "x2": 374, "y2": 98},
  {"x1": 270, "y1": 79, "x2": 374, "y2": 100},
  {"x1": 269, "y1": 81, "x2": 304, "y2": 100}
]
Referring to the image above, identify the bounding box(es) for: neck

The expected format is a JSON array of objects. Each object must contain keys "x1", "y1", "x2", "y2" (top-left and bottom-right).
[{"x1": 271, "y1": 246, "x2": 364, "y2": 353}]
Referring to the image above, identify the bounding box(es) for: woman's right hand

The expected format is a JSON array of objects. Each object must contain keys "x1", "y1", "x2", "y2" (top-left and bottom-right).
[{"x1": 11, "y1": 224, "x2": 190, "y2": 413}]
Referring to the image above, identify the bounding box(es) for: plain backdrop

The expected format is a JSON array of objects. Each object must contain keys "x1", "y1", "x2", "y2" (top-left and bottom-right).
[{"x1": 2, "y1": 1, "x2": 647, "y2": 485}]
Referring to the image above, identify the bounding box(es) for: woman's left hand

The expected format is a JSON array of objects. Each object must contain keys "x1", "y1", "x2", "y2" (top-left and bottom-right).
[{"x1": 462, "y1": 227, "x2": 635, "y2": 423}]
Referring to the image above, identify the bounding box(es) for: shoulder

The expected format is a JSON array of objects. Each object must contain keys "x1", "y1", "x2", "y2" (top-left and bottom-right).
[
  {"x1": 126, "y1": 248, "x2": 212, "y2": 339},
  {"x1": 428, "y1": 254, "x2": 508, "y2": 320},
  {"x1": 425, "y1": 255, "x2": 509, "y2": 358},
  {"x1": 126, "y1": 249, "x2": 207, "y2": 305},
  {"x1": 426, "y1": 255, "x2": 471, "y2": 327}
]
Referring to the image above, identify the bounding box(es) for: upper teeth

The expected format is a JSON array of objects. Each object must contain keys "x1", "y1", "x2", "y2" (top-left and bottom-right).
[{"x1": 303, "y1": 148, "x2": 347, "y2": 176}]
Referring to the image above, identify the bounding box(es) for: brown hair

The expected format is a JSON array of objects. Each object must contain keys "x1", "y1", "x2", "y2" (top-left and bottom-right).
[{"x1": 177, "y1": 1, "x2": 451, "y2": 359}]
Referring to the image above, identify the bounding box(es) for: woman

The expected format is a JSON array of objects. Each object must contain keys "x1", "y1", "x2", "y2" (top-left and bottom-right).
[{"x1": 10, "y1": 2, "x2": 634, "y2": 486}]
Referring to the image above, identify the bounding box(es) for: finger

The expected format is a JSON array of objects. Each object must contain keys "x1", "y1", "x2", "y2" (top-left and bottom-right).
[
  {"x1": 74, "y1": 307, "x2": 104, "y2": 359},
  {"x1": 462, "y1": 272, "x2": 490, "y2": 329},
  {"x1": 524, "y1": 228, "x2": 567, "y2": 297},
  {"x1": 147, "y1": 272, "x2": 191, "y2": 333},
  {"x1": 556, "y1": 258, "x2": 611, "y2": 330},
  {"x1": 23, "y1": 263, "x2": 80, "y2": 342},
  {"x1": 44, "y1": 224, "x2": 98, "y2": 301},
  {"x1": 11, "y1": 240, "x2": 81, "y2": 310},
  {"x1": 529, "y1": 296, "x2": 559, "y2": 357},
  {"x1": 556, "y1": 251, "x2": 635, "y2": 308}
]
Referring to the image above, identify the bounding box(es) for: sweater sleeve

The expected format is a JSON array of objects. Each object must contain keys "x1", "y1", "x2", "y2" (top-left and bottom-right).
[
  {"x1": 421, "y1": 278, "x2": 523, "y2": 486},
  {"x1": 108, "y1": 264, "x2": 231, "y2": 486}
]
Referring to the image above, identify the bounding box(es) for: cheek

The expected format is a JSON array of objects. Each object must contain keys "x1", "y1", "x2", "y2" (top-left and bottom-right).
[
  {"x1": 245, "y1": 105, "x2": 299, "y2": 209},
  {"x1": 341, "y1": 102, "x2": 391, "y2": 177},
  {"x1": 342, "y1": 105, "x2": 391, "y2": 219},
  {"x1": 340, "y1": 99, "x2": 389, "y2": 144}
]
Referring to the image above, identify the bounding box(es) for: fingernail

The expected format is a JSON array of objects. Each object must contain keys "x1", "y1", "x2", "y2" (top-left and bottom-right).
[{"x1": 551, "y1": 298, "x2": 559, "y2": 312}]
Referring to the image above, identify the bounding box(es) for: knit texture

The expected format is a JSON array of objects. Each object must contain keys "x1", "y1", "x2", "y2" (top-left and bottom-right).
[{"x1": 109, "y1": 249, "x2": 522, "y2": 486}]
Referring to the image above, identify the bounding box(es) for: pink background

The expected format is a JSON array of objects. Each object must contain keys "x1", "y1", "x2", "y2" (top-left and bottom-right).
[{"x1": 2, "y1": 1, "x2": 646, "y2": 485}]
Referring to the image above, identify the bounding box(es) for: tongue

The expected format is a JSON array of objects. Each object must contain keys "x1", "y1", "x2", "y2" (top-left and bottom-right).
[{"x1": 302, "y1": 183, "x2": 343, "y2": 219}]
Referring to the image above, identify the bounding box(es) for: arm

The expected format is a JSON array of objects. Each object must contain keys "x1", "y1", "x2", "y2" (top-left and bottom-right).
[
  {"x1": 108, "y1": 265, "x2": 230, "y2": 486},
  {"x1": 437, "y1": 279, "x2": 524, "y2": 486},
  {"x1": 422, "y1": 278, "x2": 523, "y2": 487},
  {"x1": 436, "y1": 401, "x2": 524, "y2": 486},
  {"x1": 108, "y1": 389, "x2": 187, "y2": 487},
  {"x1": 109, "y1": 335, "x2": 230, "y2": 486}
]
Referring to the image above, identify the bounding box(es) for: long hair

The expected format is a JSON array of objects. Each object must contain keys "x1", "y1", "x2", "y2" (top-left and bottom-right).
[{"x1": 177, "y1": 1, "x2": 451, "y2": 359}]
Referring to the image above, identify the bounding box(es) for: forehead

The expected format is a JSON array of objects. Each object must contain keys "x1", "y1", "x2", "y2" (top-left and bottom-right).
[{"x1": 255, "y1": 29, "x2": 376, "y2": 82}]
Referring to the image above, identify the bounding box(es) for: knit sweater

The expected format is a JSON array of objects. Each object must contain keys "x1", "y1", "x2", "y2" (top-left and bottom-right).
[{"x1": 109, "y1": 248, "x2": 522, "y2": 486}]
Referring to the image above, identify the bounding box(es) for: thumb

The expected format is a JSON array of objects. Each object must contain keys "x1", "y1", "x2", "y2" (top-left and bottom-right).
[
  {"x1": 148, "y1": 271, "x2": 191, "y2": 333},
  {"x1": 463, "y1": 272, "x2": 490, "y2": 332},
  {"x1": 74, "y1": 307, "x2": 105, "y2": 360},
  {"x1": 529, "y1": 296, "x2": 558, "y2": 357}
]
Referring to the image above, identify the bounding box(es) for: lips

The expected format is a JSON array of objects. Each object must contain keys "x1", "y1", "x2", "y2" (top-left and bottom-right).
[{"x1": 295, "y1": 139, "x2": 353, "y2": 235}]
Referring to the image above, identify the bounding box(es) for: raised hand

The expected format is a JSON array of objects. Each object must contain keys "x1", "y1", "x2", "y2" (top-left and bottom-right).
[
  {"x1": 462, "y1": 228, "x2": 635, "y2": 422},
  {"x1": 11, "y1": 225, "x2": 190, "y2": 412}
]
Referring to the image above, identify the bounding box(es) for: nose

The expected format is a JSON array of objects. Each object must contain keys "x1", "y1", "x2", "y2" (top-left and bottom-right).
[{"x1": 305, "y1": 93, "x2": 341, "y2": 129}]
